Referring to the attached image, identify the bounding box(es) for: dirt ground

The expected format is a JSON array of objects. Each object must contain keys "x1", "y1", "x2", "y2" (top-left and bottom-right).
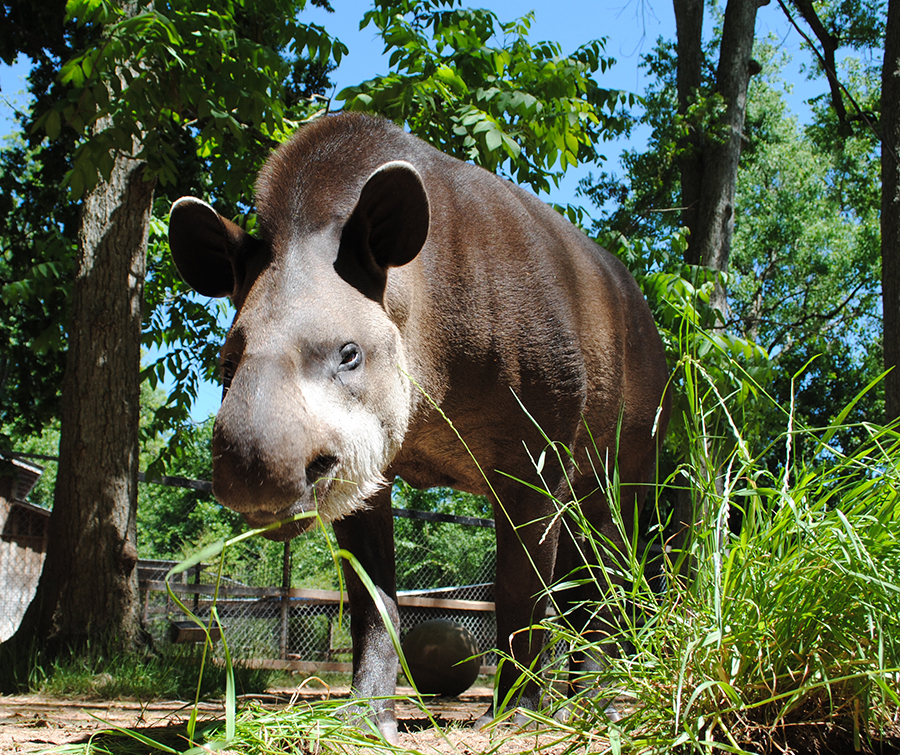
[{"x1": 0, "y1": 686, "x2": 598, "y2": 754}]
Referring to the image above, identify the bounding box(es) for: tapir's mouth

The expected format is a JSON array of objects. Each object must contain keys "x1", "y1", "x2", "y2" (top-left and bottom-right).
[
  {"x1": 239, "y1": 469, "x2": 338, "y2": 541},
  {"x1": 242, "y1": 500, "x2": 320, "y2": 541}
]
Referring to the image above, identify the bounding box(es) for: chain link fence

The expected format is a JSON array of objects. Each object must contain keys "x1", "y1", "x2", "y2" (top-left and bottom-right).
[{"x1": 140, "y1": 508, "x2": 500, "y2": 671}]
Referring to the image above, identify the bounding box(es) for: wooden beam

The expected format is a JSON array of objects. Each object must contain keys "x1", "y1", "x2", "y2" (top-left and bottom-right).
[{"x1": 142, "y1": 581, "x2": 496, "y2": 612}]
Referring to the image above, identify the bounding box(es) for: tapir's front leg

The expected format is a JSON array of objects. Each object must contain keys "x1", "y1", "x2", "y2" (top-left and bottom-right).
[{"x1": 331, "y1": 486, "x2": 400, "y2": 743}]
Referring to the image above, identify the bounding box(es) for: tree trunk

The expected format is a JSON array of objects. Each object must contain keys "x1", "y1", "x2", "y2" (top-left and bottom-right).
[
  {"x1": 696, "y1": 0, "x2": 763, "y2": 321},
  {"x1": 883, "y1": 0, "x2": 900, "y2": 423},
  {"x1": 674, "y1": 0, "x2": 706, "y2": 251},
  {"x1": 1, "y1": 121, "x2": 155, "y2": 677},
  {"x1": 674, "y1": 0, "x2": 764, "y2": 322}
]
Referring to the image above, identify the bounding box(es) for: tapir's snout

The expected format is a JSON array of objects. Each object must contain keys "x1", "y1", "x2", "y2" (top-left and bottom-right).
[
  {"x1": 210, "y1": 353, "x2": 341, "y2": 536},
  {"x1": 209, "y1": 346, "x2": 397, "y2": 536}
]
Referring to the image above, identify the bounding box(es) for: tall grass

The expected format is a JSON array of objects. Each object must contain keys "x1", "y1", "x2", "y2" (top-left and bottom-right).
[{"x1": 531, "y1": 349, "x2": 900, "y2": 753}]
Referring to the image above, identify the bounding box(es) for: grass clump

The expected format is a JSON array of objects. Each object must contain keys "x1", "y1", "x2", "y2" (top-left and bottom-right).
[
  {"x1": 31, "y1": 643, "x2": 276, "y2": 702},
  {"x1": 532, "y1": 353, "x2": 900, "y2": 754}
]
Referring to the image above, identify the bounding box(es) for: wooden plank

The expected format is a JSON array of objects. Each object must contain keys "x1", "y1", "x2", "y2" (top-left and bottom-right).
[
  {"x1": 245, "y1": 659, "x2": 353, "y2": 674},
  {"x1": 143, "y1": 581, "x2": 276, "y2": 598},
  {"x1": 142, "y1": 581, "x2": 495, "y2": 612},
  {"x1": 241, "y1": 659, "x2": 499, "y2": 677},
  {"x1": 391, "y1": 507, "x2": 494, "y2": 529},
  {"x1": 397, "y1": 595, "x2": 495, "y2": 611}
]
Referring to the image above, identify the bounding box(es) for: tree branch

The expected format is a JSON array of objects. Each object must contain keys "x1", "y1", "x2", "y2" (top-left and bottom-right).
[{"x1": 776, "y1": 0, "x2": 886, "y2": 152}]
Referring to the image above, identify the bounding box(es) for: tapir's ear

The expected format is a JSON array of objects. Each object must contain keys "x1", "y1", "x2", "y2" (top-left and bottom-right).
[
  {"x1": 349, "y1": 160, "x2": 430, "y2": 270},
  {"x1": 168, "y1": 197, "x2": 250, "y2": 298}
]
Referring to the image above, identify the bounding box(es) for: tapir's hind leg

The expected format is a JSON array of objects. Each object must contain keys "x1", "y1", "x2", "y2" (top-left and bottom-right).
[
  {"x1": 551, "y1": 478, "x2": 646, "y2": 720},
  {"x1": 476, "y1": 487, "x2": 562, "y2": 728},
  {"x1": 331, "y1": 485, "x2": 400, "y2": 744}
]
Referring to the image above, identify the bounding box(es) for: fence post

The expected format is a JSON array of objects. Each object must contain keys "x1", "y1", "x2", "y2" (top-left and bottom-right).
[
  {"x1": 192, "y1": 564, "x2": 200, "y2": 613},
  {"x1": 280, "y1": 540, "x2": 291, "y2": 659}
]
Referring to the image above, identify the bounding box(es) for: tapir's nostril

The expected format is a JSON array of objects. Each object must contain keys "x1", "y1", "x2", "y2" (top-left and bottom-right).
[{"x1": 306, "y1": 455, "x2": 338, "y2": 484}]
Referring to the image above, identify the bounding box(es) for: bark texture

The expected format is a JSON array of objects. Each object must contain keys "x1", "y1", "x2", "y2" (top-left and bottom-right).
[
  {"x1": 883, "y1": 0, "x2": 900, "y2": 422},
  {"x1": 675, "y1": 0, "x2": 764, "y2": 322},
  {"x1": 674, "y1": 0, "x2": 706, "y2": 247},
  {"x1": 3, "y1": 122, "x2": 155, "y2": 667}
]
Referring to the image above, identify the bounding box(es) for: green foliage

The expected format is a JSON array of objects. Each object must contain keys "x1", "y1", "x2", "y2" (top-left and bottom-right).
[
  {"x1": 579, "y1": 38, "x2": 690, "y2": 245},
  {"x1": 339, "y1": 0, "x2": 630, "y2": 193},
  {"x1": 138, "y1": 419, "x2": 236, "y2": 559},
  {"x1": 37, "y1": 0, "x2": 346, "y2": 201},
  {"x1": 392, "y1": 479, "x2": 495, "y2": 590},
  {"x1": 0, "y1": 127, "x2": 77, "y2": 439},
  {"x1": 730, "y1": 44, "x2": 881, "y2": 357},
  {"x1": 140, "y1": 212, "x2": 230, "y2": 477}
]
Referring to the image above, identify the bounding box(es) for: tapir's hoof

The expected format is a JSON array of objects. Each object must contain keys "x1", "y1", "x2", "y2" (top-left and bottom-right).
[
  {"x1": 378, "y1": 720, "x2": 399, "y2": 745},
  {"x1": 342, "y1": 702, "x2": 399, "y2": 745}
]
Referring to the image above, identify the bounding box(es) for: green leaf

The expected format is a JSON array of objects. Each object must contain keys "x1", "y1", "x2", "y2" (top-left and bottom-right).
[
  {"x1": 45, "y1": 109, "x2": 61, "y2": 141},
  {"x1": 484, "y1": 125, "x2": 502, "y2": 152},
  {"x1": 66, "y1": 166, "x2": 85, "y2": 200}
]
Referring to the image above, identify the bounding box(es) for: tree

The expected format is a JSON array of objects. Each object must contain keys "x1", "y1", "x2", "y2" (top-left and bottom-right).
[
  {"x1": 883, "y1": 0, "x2": 900, "y2": 421},
  {"x1": 4, "y1": 0, "x2": 155, "y2": 661},
  {"x1": 583, "y1": 36, "x2": 881, "y2": 412},
  {"x1": 773, "y1": 0, "x2": 893, "y2": 419},
  {"x1": 729, "y1": 51, "x2": 881, "y2": 456},
  {"x1": 0, "y1": 132, "x2": 74, "y2": 439},
  {"x1": 674, "y1": 0, "x2": 767, "y2": 322},
  {"x1": 0, "y1": 6, "x2": 82, "y2": 440},
  {"x1": 1, "y1": 0, "x2": 345, "y2": 684},
  {"x1": 21, "y1": 102, "x2": 156, "y2": 654}
]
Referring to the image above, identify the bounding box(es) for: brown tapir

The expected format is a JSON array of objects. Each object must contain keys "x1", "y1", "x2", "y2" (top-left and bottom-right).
[{"x1": 169, "y1": 112, "x2": 670, "y2": 740}]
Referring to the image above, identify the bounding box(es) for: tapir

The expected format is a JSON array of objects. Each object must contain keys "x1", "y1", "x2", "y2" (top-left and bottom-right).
[{"x1": 169, "y1": 112, "x2": 670, "y2": 740}]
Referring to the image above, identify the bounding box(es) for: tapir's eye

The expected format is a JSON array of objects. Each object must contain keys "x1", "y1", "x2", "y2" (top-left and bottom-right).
[{"x1": 338, "y1": 343, "x2": 362, "y2": 371}]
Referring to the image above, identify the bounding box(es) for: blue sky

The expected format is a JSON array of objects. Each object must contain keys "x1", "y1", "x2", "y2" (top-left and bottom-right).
[{"x1": 0, "y1": 0, "x2": 819, "y2": 422}]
